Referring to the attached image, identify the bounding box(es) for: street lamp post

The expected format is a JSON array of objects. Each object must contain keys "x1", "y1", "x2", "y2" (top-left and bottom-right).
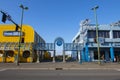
[
  {"x1": 17, "y1": 4, "x2": 28, "y2": 66},
  {"x1": 91, "y1": 6, "x2": 101, "y2": 65}
]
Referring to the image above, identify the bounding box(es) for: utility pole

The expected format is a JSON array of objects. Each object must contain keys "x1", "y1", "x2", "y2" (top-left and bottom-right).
[
  {"x1": 91, "y1": 6, "x2": 101, "y2": 65},
  {"x1": 17, "y1": 4, "x2": 28, "y2": 66}
]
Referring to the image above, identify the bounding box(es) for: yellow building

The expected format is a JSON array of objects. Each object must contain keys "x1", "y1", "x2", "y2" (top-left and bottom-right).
[{"x1": 0, "y1": 24, "x2": 45, "y2": 63}]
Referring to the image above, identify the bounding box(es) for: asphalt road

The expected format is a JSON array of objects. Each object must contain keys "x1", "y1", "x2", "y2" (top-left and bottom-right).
[{"x1": 0, "y1": 69, "x2": 120, "y2": 80}]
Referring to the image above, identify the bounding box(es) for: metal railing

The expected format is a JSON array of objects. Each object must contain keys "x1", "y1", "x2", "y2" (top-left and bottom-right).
[{"x1": 0, "y1": 42, "x2": 33, "y2": 51}]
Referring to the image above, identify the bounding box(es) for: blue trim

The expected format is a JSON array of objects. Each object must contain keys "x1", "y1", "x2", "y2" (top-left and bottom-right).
[
  {"x1": 85, "y1": 43, "x2": 89, "y2": 62},
  {"x1": 110, "y1": 47, "x2": 114, "y2": 62}
]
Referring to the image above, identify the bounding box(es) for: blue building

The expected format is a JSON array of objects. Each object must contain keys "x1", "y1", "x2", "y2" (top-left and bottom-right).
[{"x1": 72, "y1": 19, "x2": 120, "y2": 62}]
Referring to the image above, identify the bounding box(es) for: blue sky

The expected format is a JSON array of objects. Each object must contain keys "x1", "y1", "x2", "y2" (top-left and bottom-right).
[{"x1": 0, "y1": 0, "x2": 120, "y2": 43}]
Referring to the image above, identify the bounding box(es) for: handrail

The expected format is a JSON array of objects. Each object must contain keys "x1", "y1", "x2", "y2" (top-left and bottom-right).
[{"x1": 0, "y1": 42, "x2": 33, "y2": 50}]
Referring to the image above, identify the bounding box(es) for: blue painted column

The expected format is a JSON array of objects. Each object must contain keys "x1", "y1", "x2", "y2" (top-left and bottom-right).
[
  {"x1": 85, "y1": 43, "x2": 89, "y2": 62},
  {"x1": 110, "y1": 47, "x2": 114, "y2": 62}
]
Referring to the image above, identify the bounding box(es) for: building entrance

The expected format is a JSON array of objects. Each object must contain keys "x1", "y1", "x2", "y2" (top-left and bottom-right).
[{"x1": 94, "y1": 51, "x2": 105, "y2": 60}]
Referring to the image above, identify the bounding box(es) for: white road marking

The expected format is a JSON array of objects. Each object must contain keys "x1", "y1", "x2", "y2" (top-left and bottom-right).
[
  {"x1": 116, "y1": 69, "x2": 120, "y2": 71},
  {"x1": 0, "y1": 69, "x2": 7, "y2": 72}
]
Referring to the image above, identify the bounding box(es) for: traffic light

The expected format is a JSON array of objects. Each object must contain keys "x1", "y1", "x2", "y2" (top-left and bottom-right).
[
  {"x1": 1, "y1": 11, "x2": 7, "y2": 23},
  {"x1": 1, "y1": 11, "x2": 20, "y2": 31},
  {"x1": 94, "y1": 38, "x2": 97, "y2": 43}
]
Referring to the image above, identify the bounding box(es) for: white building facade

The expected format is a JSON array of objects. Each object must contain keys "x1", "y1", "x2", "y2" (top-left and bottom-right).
[{"x1": 72, "y1": 19, "x2": 120, "y2": 62}]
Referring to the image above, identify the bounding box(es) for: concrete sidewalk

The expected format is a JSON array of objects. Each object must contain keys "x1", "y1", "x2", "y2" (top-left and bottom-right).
[{"x1": 0, "y1": 62, "x2": 120, "y2": 70}]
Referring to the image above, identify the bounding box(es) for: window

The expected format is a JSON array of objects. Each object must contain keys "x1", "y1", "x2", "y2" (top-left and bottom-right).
[
  {"x1": 87, "y1": 30, "x2": 109, "y2": 38},
  {"x1": 98, "y1": 31, "x2": 109, "y2": 38},
  {"x1": 87, "y1": 30, "x2": 96, "y2": 38},
  {"x1": 113, "y1": 31, "x2": 120, "y2": 38}
]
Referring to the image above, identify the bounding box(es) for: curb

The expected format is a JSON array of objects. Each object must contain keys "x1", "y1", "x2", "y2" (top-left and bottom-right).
[{"x1": 0, "y1": 67, "x2": 120, "y2": 71}]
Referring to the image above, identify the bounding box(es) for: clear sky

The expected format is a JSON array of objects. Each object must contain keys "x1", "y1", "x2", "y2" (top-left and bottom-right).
[{"x1": 0, "y1": 0, "x2": 120, "y2": 43}]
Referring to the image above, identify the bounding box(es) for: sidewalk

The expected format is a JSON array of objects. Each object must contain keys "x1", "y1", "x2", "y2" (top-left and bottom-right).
[{"x1": 0, "y1": 62, "x2": 120, "y2": 70}]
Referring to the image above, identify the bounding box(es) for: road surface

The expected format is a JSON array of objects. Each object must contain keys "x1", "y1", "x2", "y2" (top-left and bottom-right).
[{"x1": 0, "y1": 69, "x2": 120, "y2": 80}]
